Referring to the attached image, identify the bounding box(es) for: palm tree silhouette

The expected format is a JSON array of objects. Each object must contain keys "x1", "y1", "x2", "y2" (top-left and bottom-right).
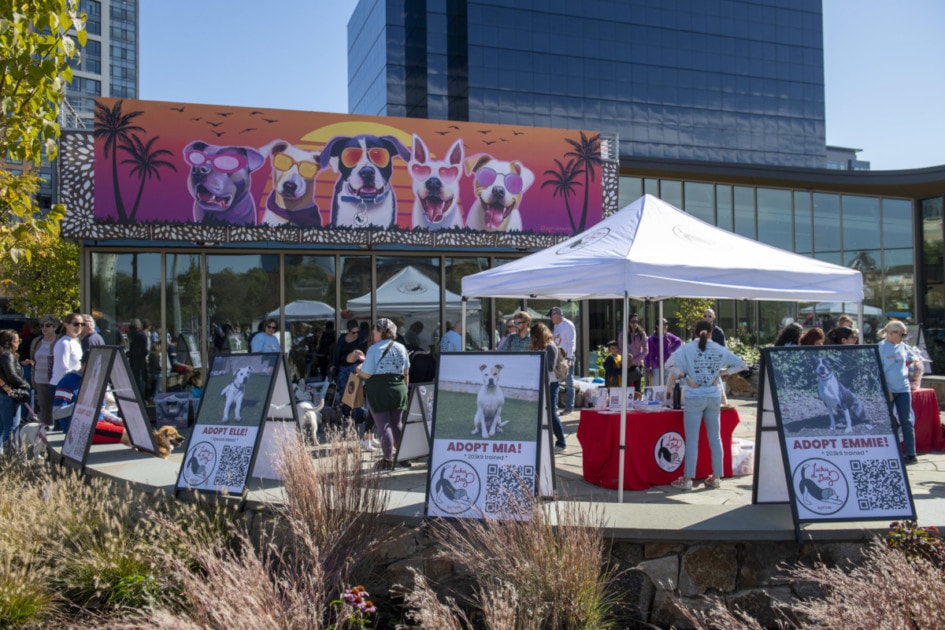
[
  {"x1": 564, "y1": 131, "x2": 602, "y2": 231},
  {"x1": 93, "y1": 100, "x2": 144, "y2": 222},
  {"x1": 119, "y1": 135, "x2": 177, "y2": 223},
  {"x1": 541, "y1": 158, "x2": 584, "y2": 233}
]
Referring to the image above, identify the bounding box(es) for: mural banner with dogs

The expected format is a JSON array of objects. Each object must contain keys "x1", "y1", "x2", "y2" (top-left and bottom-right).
[
  {"x1": 85, "y1": 98, "x2": 602, "y2": 240},
  {"x1": 425, "y1": 352, "x2": 548, "y2": 520},
  {"x1": 176, "y1": 352, "x2": 291, "y2": 496},
  {"x1": 758, "y1": 346, "x2": 916, "y2": 530}
]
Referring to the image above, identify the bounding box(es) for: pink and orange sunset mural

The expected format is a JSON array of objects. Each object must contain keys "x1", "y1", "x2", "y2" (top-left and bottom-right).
[{"x1": 93, "y1": 98, "x2": 603, "y2": 237}]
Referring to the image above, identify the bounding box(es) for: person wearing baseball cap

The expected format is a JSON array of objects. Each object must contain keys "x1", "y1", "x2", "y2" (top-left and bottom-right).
[{"x1": 548, "y1": 306, "x2": 576, "y2": 414}]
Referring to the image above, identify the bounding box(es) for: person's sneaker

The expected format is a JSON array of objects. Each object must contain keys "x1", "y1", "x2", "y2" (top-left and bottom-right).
[
  {"x1": 370, "y1": 438, "x2": 380, "y2": 447},
  {"x1": 671, "y1": 476, "x2": 693, "y2": 491},
  {"x1": 397, "y1": 459, "x2": 413, "y2": 468},
  {"x1": 360, "y1": 439, "x2": 376, "y2": 451},
  {"x1": 554, "y1": 443, "x2": 568, "y2": 453},
  {"x1": 904, "y1": 455, "x2": 918, "y2": 465},
  {"x1": 704, "y1": 475, "x2": 721, "y2": 489},
  {"x1": 374, "y1": 459, "x2": 394, "y2": 471},
  {"x1": 563, "y1": 408, "x2": 574, "y2": 415}
]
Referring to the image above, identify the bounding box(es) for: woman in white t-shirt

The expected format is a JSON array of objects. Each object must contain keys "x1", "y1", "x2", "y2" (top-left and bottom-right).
[
  {"x1": 30, "y1": 315, "x2": 60, "y2": 427},
  {"x1": 52, "y1": 313, "x2": 84, "y2": 386}
]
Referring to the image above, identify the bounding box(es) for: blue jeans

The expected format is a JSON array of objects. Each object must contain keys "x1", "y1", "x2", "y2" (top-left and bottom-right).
[
  {"x1": 889, "y1": 391, "x2": 916, "y2": 457},
  {"x1": 563, "y1": 363, "x2": 575, "y2": 412},
  {"x1": 550, "y1": 382, "x2": 565, "y2": 447},
  {"x1": 0, "y1": 394, "x2": 21, "y2": 453},
  {"x1": 682, "y1": 395, "x2": 723, "y2": 479}
]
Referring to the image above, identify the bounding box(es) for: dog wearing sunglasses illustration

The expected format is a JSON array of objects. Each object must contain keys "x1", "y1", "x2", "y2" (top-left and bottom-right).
[
  {"x1": 408, "y1": 134, "x2": 465, "y2": 230},
  {"x1": 464, "y1": 154, "x2": 534, "y2": 232},
  {"x1": 260, "y1": 140, "x2": 323, "y2": 227},
  {"x1": 183, "y1": 140, "x2": 265, "y2": 226},
  {"x1": 320, "y1": 134, "x2": 410, "y2": 229}
]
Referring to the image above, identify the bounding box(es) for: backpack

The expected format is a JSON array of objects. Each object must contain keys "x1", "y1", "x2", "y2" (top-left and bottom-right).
[{"x1": 553, "y1": 346, "x2": 571, "y2": 381}]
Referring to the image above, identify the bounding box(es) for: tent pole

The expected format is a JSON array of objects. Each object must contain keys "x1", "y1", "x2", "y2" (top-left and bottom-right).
[
  {"x1": 619, "y1": 292, "x2": 629, "y2": 503},
  {"x1": 658, "y1": 301, "x2": 665, "y2": 386},
  {"x1": 461, "y1": 298, "x2": 467, "y2": 352},
  {"x1": 857, "y1": 302, "x2": 864, "y2": 344}
]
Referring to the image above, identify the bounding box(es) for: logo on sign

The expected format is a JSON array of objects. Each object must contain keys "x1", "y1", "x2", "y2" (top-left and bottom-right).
[
  {"x1": 654, "y1": 431, "x2": 684, "y2": 472},
  {"x1": 792, "y1": 458, "x2": 849, "y2": 515},
  {"x1": 430, "y1": 459, "x2": 481, "y2": 515},
  {"x1": 182, "y1": 441, "x2": 216, "y2": 487},
  {"x1": 556, "y1": 227, "x2": 609, "y2": 254}
]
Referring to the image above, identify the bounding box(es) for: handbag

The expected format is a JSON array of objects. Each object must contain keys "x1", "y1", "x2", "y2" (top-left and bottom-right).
[
  {"x1": 0, "y1": 375, "x2": 30, "y2": 404},
  {"x1": 341, "y1": 372, "x2": 364, "y2": 409}
]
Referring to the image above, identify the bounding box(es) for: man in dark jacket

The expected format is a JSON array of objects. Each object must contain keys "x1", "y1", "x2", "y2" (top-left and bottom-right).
[{"x1": 128, "y1": 318, "x2": 150, "y2": 397}]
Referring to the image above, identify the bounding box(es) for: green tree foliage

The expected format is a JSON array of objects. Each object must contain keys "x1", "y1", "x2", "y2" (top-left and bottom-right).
[
  {"x1": 0, "y1": 0, "x2": 86, "y2": 267},
  {"x1": 674, "y1": 298, "x2": 715, "y2": 339},
  {"x1": 3, "y1": 230, "x2": 79, "y2": 315}
]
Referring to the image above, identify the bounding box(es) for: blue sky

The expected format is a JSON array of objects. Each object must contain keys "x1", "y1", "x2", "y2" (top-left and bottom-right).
[{"x1": 140, "y1": 0, "x2": 944, "y2": 171}]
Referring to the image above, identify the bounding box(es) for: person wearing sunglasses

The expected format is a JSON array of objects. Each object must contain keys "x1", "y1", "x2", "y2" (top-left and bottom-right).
[
  {"x1": 29, "y1": 315, "x2": 60, "y2": 427},
  {"x1": 878, "y1": 320, "x2": 921, "y2": 465},
  {"x1": 500, "y1": 311, "x2": 532, "y2": 353},
  {"x1": 51, "y1": 314, "x2": 85, "y2": 422},
  {"x1": 251, "y1": 318, "x2": 282, "y2": 353}
]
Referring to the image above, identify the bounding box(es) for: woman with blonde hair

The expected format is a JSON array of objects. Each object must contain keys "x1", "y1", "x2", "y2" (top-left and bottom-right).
[
  {"x1": 878, "y1": 320, "x2": 921, "y2": 465},
  {"x1": 530, "y1": 322, "x2": 566, "y2": 452}
]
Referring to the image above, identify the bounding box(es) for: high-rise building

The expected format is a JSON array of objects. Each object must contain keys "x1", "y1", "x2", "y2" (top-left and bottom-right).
[
  {"x1": 349, "y1": 0, "x2": 826, "y2": 168},
  {"x1": 39, "y1": 0, "x2": 138, "y2": 210},
  {"x1": 68, "y1": 0, "x2": 139, "y2": 127}
]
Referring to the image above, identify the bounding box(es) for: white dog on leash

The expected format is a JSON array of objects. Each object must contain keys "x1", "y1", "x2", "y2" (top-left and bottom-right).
[
  {"x1": 472, "y1": 363, "x2": 509, "y2": 438},
  {"x1": 14, "y1": 421, "x2": 48, "y2": 460},
  {"x1": 221, "y1": 365, "x2": 252, "y2": 423}
]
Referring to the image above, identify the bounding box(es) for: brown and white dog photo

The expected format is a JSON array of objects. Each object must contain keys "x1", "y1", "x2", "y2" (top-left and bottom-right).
[
  {"x1": 464, "y1": 154, "x2": 534, "y2": 232},
  {"x1": 260, "y1": 139, "x2": 323, "y2": 227}
]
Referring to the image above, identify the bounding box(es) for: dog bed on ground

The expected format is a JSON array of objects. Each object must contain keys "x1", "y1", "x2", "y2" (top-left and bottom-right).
[{"x1": 92, "y1": 419, "x2": 125, "y2": 444}]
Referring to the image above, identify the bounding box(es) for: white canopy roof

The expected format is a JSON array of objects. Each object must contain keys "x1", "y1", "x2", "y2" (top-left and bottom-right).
[
  {"x1": 348, "y1": 265, "x2": 480, "y2": 315},
  {"x1": 461, "y1": 194, "x2": 863, "y2": 302},
  {"x1": 268, "y1": 300, "x2": 335, "y2": 321}
]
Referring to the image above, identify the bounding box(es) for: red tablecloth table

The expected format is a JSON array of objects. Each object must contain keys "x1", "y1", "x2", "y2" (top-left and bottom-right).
[
  {"x1": 577, "y1": 407, "x2": 740, "y2": 490},
  {"x1": 912, "y1": 388, "x2": 945, "y2": 452}
]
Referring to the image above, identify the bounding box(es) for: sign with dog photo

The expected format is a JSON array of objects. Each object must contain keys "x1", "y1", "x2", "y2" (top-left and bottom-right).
[
  {"x1": 425, "y1": 352, "x2": 550, "y2": 520},
  {"x1": 396, "y1": 382, "x2": 435, "y2": 462},
  {"x1": 61, "y1": 346, "x2": 157, "y2": 469},
  {"x1": 758, "y1": 346, "x2": 916, "y2": 529},
  {"x1": 81, "y1": 98, "x2": 602, "y2": 245},
  {"x1": 176, "y1": 353, "x2": 295, "y2": 496}
]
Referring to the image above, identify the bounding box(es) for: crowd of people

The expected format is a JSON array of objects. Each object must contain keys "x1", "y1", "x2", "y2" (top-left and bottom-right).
[{"x1": 0, "y1": 305, "x2": 927, "y2": 485}]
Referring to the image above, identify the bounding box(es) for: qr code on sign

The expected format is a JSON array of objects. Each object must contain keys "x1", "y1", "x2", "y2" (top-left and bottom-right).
[
  {"x1": 484, "y1": 464, "x2": 535, "y2": 516},
  {"x1": 850, "y1": 458, "x2": 909, "y2": 511},
  {"x1": 213, "y1": 445, "x2": 254, "y2": 487}
]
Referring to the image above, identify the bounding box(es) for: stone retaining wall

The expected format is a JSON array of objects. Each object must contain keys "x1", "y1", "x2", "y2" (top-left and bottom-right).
[{"x1": 245, "y1": 507, "x2": 868, "y2": 628}]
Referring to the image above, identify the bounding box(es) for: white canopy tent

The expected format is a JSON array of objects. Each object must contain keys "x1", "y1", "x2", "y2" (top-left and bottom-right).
[
  {"x1": 461, "y1": 194, "x2": 864, "y2": 500},
  {"x1": 268, "y1": 300, "x2": 335, "y2": 321},
  {"x1": 348, "y1": 265, "x2": 483, "y2": 350}
]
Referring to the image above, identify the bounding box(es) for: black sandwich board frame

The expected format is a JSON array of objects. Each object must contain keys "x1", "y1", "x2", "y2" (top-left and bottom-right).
[
  {"x1": 175, "y1": 352, "x2": 297, "y2": 502},
  {"x1": 60, "y1": 346, "x2": 156, "y2": 471},
  {"x1": 752, "y1": 345, "x2": 916, "y2": 541},
  {"x1": 424, "y1": 352, "x2": 555, "y2": 521}
]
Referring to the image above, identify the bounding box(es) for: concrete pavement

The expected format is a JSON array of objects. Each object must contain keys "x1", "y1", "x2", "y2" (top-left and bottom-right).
[{"x1": 45, "y1": 397, "x2": 945, "y2": 542}]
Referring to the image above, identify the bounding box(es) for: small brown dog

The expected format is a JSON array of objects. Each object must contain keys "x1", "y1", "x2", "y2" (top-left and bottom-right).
[{"x1": 121, "y1": 425, "x2": 185, "y2": 458}]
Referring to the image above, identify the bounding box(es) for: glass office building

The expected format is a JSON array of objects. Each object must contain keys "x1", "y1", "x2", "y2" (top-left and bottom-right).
[
  {"x1": 62, "y1": 1, "x2": 945, "y2": 388},
  {"x1": 349, "y1": 0, "x2": 827, "y2": 168}
]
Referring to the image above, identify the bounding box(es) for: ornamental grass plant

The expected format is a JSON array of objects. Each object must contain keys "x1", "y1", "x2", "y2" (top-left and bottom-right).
[{"x1": 404, "y1": 491, "x2": 621, "y2": 629}]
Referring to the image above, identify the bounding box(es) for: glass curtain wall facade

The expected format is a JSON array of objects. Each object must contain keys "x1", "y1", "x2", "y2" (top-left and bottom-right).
[
  {"x1": 349, "y1": 0, "x2": 827, "y2": 167},
  {"x1": 85, "y1": 250, "x2": 540, "y2": 397},
  {"x1": 614, "y1": 176, "x2": 915, "y2": 349}
]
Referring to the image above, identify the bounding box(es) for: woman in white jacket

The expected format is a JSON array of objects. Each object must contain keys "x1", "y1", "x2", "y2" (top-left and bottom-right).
[{"x1": 668, "y1": 319, "x2": 747, "y2": 491}]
